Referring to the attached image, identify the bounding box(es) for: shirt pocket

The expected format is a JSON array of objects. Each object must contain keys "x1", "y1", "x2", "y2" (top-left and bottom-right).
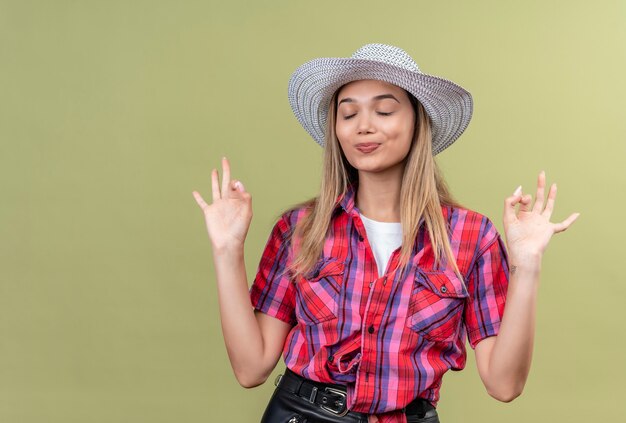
[
  {"x1": 295, "y1": 258, "x2": 345, "y2": 326},
  {"x1": 405, "y1": 268, "x2": 469, "y2": 343}
]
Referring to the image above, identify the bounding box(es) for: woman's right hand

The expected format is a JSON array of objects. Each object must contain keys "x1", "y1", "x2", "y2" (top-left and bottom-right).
[{"x1": 192, "y1": 156, "x2": 253, "y2": 252}]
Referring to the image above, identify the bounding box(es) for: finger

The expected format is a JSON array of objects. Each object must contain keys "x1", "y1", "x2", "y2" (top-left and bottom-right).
[
  {"x1": 221, "y1": 156, "x2": 231, "y2": 199},
  {"x1": 533, "y1": 170, "x2": 545, "y2": 213},
  {"x1": 519, "y1": 192, "x2": 533, "y2": 213},
  {"x1": 553, "y1": 212, "x2": 580, "y2": 233},
  {"x1": 503, "y1": 186, "x2": 522, "y2": 223},
  {"x1": 211, "y1": 168, "x2": 221, "y2": 202},
  {"x1": 237, "y1": 180, "x2": 246, "y2": 192},
  {"x1": 542, "y1": 183, "x2": 557, "y2": 218},
  {"x1": 229, "y1": 179, "x2": 243, "y2": 198},
  {"x1": 192, "y1": 190, "x2": 209, "y2": 210},
  {"x1": 237, "y1": 181, "x2": 253, "y2": 203}
]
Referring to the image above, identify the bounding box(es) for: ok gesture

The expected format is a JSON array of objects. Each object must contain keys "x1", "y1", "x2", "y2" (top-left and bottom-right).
[
  {"x1": 503, "y1": 170, "x2": 580, "y2": 260},
  {"x1": 192, "y1": 157, "x2": 253, "y2": 252}
]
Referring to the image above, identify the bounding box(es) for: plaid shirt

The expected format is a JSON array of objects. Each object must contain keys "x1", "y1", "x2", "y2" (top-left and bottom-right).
[{"x1": 249, "y1": 182, "x2": 509, "y2": 422}]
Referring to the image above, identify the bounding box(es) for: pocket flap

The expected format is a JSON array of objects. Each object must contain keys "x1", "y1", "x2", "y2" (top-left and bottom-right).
[
  {"x1": 415, "y1": 268, "x2": 469, "y2": 298},
  {"x1": 305, "y1": 258, "x2": 345, "y2": 281}
]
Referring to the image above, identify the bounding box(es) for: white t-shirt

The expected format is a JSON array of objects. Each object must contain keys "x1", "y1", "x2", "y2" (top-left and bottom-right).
[{"x1": 359, "y1": 213, "x2": 403, "y2": 278}]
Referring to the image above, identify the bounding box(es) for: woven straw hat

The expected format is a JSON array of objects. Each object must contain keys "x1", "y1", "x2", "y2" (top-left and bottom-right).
[{"x1": 287, "y1": 43, "x2": 473, "y2": 155}]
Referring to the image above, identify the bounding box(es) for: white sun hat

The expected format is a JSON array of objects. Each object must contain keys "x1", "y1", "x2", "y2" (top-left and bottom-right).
[{"x1": 287, "y1": 43, "x2": 473, "y2": 155}]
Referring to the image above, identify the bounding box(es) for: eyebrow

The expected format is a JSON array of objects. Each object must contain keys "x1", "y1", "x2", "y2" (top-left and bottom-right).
[{"x1": 338, "y1": 93, "x2": 400, "y2": 106}]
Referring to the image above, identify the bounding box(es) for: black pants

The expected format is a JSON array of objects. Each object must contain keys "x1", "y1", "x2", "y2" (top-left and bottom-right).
[{"x1": 260, "y1": 368, "x2": 440, "y2": 423}]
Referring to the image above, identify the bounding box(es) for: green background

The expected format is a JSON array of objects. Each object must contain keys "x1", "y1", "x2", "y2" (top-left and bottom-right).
[{"x1": 1, "y1": 1, "x2": 624, "y2": 421}]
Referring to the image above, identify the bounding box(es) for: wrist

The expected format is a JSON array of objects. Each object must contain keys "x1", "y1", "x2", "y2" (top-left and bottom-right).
[
  {"x1": 509, "y1": 249, "x2": 542, "y2": 262},
  {"x1": 508, "y1": 252, "x2": 542, "y2": 274},
  {"x1": 212, "y1": 243, "x2": 245, "y2": 258}
]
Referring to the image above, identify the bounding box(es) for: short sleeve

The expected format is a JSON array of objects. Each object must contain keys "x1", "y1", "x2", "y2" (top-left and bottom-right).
[
  {"x1": 464, "y1": 221, "x2": 510, "y2": 349},
  {"x1": 249, "y1": 214, "x2": 297, "y2": 326}
]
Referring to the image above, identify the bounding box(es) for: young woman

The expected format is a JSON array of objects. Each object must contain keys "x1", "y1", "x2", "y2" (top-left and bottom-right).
[{"x1": 192, "y1": 44, "x2": 579, "y2": 423}]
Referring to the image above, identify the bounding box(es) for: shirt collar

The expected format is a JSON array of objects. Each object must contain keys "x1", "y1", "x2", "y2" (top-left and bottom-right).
[
  {"x1": 335, "y1": 181, "x2": 358, "y2": 215},
  {"x1": 334, "y1": 180, "x2": 450, "y2": 220}
]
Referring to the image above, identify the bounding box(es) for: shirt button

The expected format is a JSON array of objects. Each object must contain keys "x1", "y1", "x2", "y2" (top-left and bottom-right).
[
  {"x1": 358, "y1": 235, "x2": 364, "y2": 242},
  {"x1": 369, "y1": 281, "x2": 374, "y2": 288},
  {"x1": 368, "y1": 325, "x2": 375, "y2": 334},
  {"x1": 328, "y1": 355, "x2": 334, "y2": 362},
  {"x1": 440, "y1": 285, "x2": 448, "y2": 293}
]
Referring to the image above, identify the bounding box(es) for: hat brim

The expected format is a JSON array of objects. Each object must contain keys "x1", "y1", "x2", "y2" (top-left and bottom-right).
[{"x1": 288, "y1": 57, "x2": 473, "y2": 155}]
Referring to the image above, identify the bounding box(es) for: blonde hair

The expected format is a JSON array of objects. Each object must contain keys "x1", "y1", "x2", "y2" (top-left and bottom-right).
[{"x1": 278, "y1": 85, "x2": 468, "y2": 287}]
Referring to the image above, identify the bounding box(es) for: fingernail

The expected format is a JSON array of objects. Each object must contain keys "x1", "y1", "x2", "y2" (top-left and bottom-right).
[{"x1": 513, "y1": 185, "x2": 522, "y2": 196}]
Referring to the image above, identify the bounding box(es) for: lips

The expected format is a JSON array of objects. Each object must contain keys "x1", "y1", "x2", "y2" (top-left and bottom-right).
[{"x1": 356, "y1": 143, "x2": 381, "y2": 153}]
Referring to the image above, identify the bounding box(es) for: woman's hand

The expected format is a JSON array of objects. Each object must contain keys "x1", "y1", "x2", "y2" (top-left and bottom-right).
[
  {"x1": 503, "y1": 170, "x2": 580, "y2": 261},
  {"x1": 192, "y1": 156, "x2": 253, "y2": 252}
]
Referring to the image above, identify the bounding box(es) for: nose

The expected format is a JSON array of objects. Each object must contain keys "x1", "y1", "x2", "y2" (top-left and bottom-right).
[{"x1": 356, "y1": 111, "x2": 375, "y2": 135}]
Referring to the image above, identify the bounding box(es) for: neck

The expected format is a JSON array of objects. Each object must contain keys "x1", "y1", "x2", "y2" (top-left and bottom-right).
[{"x1": 355, "y1": 167, "x2": 403, "y2": 223}]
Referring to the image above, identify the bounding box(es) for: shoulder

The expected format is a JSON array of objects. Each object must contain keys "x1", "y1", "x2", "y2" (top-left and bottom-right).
[
  {"x1": 273, "y1": 203, "x2": 314, "y2": 240},
  {"x1": 445, "y1": 204, "x2": 502, "y2": 256}
]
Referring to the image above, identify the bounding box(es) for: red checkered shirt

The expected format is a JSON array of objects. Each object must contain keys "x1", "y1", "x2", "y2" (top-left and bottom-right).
[{"x1": 249, "y1": 182, "x2": 509, "y2": 422}]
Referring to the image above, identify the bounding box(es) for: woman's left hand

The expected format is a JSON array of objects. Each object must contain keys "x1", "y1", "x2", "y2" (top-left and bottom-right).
[{"x1": 503, "y1": 170, "x2": 580, "y2": 260}]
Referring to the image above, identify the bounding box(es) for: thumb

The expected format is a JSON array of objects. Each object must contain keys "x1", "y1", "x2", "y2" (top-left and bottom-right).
[
  {"x1": 504, "y1": 185, "x2": 522, "y2": 222},
  {"x1": 232, "y1": 180, "x2": 250, "y2": 200}
]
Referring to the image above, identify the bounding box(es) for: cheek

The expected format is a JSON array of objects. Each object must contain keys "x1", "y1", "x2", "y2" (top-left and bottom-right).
[
  {"x1": 335, "y1": 121, "x2": 352, "y2": 145},
  {"x1": 403, "y1": 121, "x2": 416, "y2": 143},
  {"x1": 384, "y1": 119, "x2": 414, "y2": 144}
]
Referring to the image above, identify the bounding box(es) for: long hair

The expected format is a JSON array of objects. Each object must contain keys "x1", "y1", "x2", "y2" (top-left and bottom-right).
[{"x1": 278, "y1": 85, "x2": 468, "y2": 287}]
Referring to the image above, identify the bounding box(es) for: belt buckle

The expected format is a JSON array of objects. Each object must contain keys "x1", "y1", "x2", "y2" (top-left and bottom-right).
[{"x1": 321, "y1": 387, "x2": 349, "y2": 416}]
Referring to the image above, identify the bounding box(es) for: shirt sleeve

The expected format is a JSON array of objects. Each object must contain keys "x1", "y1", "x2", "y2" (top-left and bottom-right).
[
  {"x1": 464, "y1": 219, "x2": 510, "y2": 349},
  {"x1": 249, "y1": 213, "x2": 297, "y2": 326}
]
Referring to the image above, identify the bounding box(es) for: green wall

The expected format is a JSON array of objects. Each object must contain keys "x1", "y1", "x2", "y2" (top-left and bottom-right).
[{"x1": 1, "y1": 1, "x2": 624, "y2": 421}]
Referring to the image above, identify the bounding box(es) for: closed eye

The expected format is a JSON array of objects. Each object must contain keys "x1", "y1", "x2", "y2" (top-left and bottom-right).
[{"x1": 342, "y1": 112, "x2": 393, "y2": 120}]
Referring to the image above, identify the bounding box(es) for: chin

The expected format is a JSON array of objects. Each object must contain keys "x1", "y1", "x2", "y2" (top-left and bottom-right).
[{"x1": 352, "y1": 162, "x2": 388, "y2": 173}]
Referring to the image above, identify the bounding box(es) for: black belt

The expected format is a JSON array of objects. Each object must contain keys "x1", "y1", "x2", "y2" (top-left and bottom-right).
[{"x1": 274, "y1": 367, "x2": 437, "y2": 418}]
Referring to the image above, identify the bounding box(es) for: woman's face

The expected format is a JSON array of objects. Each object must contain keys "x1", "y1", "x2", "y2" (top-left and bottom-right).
[{"x1": 335, "y1": 79, "x2": 415, "y2": 174}]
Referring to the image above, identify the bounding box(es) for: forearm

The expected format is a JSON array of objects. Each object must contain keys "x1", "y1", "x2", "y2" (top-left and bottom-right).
[
  {"x1": 212, "y1": 245, "x2": 265, "y2": 387},
  {"x1": 486, "y1": 253, "x2": 542, "y2": 400}
]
